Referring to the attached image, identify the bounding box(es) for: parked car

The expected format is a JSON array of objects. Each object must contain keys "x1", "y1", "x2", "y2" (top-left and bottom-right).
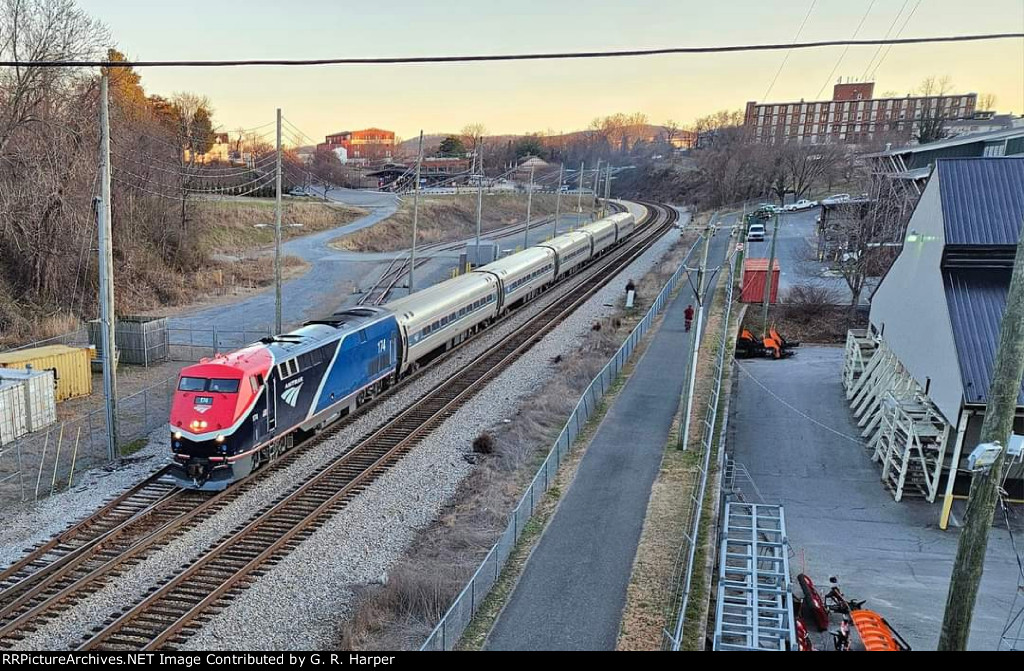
[
  {"x1": 820, "y1": 193, "x2": 851, "y2": 206},
  {"x1": 746, "y1": 223, "x2": 766, "y2": 242},
  {"x1": 784, "y1": 199, "x2": 818, "y2": 212}
]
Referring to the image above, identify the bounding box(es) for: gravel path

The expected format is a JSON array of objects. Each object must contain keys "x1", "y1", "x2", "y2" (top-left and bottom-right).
[{"x1": 6, "y1": 211, "x2": 685, "y2": 650}]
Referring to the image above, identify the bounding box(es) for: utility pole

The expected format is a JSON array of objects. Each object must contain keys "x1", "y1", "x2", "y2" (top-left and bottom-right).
[
  {"x1": 678, "y1": 219, "x2": 715, "y2": 451},
  {"x1": 553, "y1": 163, "x2": 563, "y2": 237},
  {"x1": 576, "y1": 161, "x2": 584, "y2": 229},
  {"x1": 274, "y1": 108, "x2": 283, "y2": 334},
  {"x1": 761, "y1": 211, "x2": 780, "y2": 335},
  {"x1": 474, "y1": 136, "x2": 484, "y2": 269},
  {"x1": 598, "y1": 163, "x2": 606, "y2": 216},
  {"x1": 939, "y1": 217, "x2": 1024, "y2": 650},
  {"x1": 523, "y1": 164, "x2": 535, "y2": 249},
  {"x1": 593, "y1": 159, "x2": 602, "y2": 221},
  {"x1": 98, "y1": 75, "x2": 119, "y2": 460},
  {"x1": 409, "y1": 131, "x2": 423, "y2": 294}
]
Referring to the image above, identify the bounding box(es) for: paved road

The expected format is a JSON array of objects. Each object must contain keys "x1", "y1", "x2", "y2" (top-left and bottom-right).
[
  {"x1": 728, "y1": 347, "x2": 1021, "y2": 650},
  {"x1": 485, "y1": 218, "x2": 732, "y2": 651},
  {"x1": 743, "y1": 209, "x2": 873, "y2": 304},
  {"x1": 167, "y1": 195, "x2": 399, "y2": 347}
]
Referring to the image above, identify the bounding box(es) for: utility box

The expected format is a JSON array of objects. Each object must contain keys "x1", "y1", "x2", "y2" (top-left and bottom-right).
[
  {"x1": 465, "y1": 241, "x2": 500, "y2": 268},
  {"x1": 0, "y1": 381, "x2": 27, "y2": 446},
  {"x1": 89, "y1": 315, "x2": 168, "y2": 366},
  {"x1": 0, "y1": 345, "x2": 92, "y2": 402},
  {"x1": 741, "y1": 258, "x2": 781, "y2": 304},
  {"x1": 0, "y1": 367, "x2": 57, "y2": 432}
]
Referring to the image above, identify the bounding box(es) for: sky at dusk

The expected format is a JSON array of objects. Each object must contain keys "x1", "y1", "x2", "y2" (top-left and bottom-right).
[{"x1": 78, "y1": 0, "x2": 1024, "y2": 143}]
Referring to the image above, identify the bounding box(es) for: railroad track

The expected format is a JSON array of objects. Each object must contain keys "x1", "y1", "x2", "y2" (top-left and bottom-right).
[
  {"x1": 0, "y1": 200, "x2": 667, "y2": 650},
  {"x1": 358, "y1": 202, "x2": 623, "y2": 306},
  {"x1": 77, "y1": 201, "x2": 676, "y2": 651}
]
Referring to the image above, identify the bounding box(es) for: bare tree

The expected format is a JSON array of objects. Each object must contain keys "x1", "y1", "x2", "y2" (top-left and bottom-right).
[{"x1": 978, "y1": 92, "x2": 997, "y2": 112}]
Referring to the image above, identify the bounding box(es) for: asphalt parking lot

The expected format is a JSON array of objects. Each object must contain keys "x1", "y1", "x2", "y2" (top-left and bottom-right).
[
  {"x1": 727, "y1": 346, "x2": 1022, "y2": 650},
  {"x1": 742, "y1": 208, "x2": 874, "y2": 304}
]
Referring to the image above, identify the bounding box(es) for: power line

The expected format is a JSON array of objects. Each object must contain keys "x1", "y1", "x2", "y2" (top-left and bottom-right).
[
  {"x1": 861, "y1": 0, "x2": 910, "y2": 80},
  {"x1": 0, "y1": 33, "x2": 1019, "y2": 68},
  {"x1": 816, "y1": 0, "x2": 878, "y2": 99},
  {"x1": 871, "y1": 0, "x2": 923, "y2": 79},
  {"x1": 763, "y1": 0, "x2": 818, "y2": 100}
]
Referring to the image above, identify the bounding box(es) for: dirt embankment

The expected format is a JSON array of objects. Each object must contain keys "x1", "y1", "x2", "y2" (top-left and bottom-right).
[
  {"x1": 1, "y1": 198, "x2": 365, "y2": 348},
  {"x1": 331, "y1": 193, "x2": 595, "y2": 253}
]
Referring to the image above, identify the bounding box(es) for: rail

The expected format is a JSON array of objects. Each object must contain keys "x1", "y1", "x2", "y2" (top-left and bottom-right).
[
  {"x1": 77, "y1": 202, "x2": 678, "y2": 650},
  {"x1": 420, "y1": 209, "x2": 697, "y2": 651}
]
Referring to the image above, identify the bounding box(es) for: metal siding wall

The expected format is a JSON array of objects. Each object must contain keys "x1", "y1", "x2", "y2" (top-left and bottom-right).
[{"x1": 868, "y1": 179, "x2": 964, "y2": 422}]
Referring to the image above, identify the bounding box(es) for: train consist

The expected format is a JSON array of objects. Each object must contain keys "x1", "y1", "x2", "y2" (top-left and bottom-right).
[{"x1": 169, "y1": 211, "x2": 636, "y2": 489}]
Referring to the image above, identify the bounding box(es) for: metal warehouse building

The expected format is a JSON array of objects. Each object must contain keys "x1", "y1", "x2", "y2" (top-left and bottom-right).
[{"x1": 843, "y1": 157, "x2": 1024, "y2": 526}]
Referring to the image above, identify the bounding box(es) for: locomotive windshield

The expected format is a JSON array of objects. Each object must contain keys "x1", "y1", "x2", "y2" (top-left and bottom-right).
[{"x1": 178, "y1": 377, "x2": 240, "y2": 393}]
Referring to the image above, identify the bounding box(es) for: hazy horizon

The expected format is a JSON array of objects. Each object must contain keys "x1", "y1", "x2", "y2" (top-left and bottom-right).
[{"x1": 79, "y1": 0, "x2": 1024, "y2": 142}]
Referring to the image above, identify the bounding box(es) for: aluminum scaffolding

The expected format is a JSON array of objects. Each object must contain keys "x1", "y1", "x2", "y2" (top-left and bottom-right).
[{"x1": 713, "y1": 503, "x2": 796, "y2": 651}]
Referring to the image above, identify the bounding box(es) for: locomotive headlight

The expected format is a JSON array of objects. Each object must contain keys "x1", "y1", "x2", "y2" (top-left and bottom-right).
[
  {"x1": 215, "y1": 435, "x2": 225, "y2": 443},
  {"x1": 173, "y1": 432, "x2": 182, "y2": 440}
]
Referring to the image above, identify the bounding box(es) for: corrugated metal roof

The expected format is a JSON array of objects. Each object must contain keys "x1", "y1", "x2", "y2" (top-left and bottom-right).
[
  {"x1": 944, "y1": 269, "x2": 1024, "y2": 407},
  {"x1": 938, "y1": 157, "x2": 1024, "y2": 245}
]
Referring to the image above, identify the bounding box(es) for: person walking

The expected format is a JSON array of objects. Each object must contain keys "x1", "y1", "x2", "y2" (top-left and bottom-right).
[{"x1": 684, "y1": 304, "x2": 694, "y2": 332}]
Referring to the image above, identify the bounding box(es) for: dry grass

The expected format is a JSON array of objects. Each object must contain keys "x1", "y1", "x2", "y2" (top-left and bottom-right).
[
  {"x1": 741, "y1": 301, "x2": 867, "y2": 344},
  {"x1": 331, "y1": 194, "x2": 595, "y2": 253},
  {"x1": 193, "y1": 198, "x2": 366, "y2": 253},
  {"x1": 337, "y1": 235, "x2": 697, "y2": 651}
]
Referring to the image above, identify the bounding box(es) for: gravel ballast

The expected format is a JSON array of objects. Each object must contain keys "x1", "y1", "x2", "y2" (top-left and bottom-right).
[{"x1": 6, "y1": 208, "x2": 688, "y2": 650}]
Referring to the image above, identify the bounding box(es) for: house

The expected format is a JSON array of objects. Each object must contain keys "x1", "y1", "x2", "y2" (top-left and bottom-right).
[
  {"x1": 183, "y1": 132, "x2": 231, "y2": 164},
  {"x1": 845, "y1": 157, "x2": 1023, "y2": 523}
]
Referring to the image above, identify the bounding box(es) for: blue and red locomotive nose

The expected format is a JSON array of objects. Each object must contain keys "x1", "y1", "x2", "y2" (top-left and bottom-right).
[{"x1": 169, "y1": 345, "x2": 273, "y2": 442}]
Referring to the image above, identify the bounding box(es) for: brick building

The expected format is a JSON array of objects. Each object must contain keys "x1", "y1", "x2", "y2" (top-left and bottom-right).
[
  {"x1": 317, "y1": 128, "x2": 395, "y2": 162},
  {"x1": 744, "y1": 82, "x2": 976, "y2": 146}
]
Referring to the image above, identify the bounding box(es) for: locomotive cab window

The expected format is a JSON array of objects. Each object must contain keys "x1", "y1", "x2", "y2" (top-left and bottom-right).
[
  {"x1": 178, "y1": 376, "x2": 207, "y2": 392},
  {"x1": 208, "y1": 379, "x2": 240, "y2": 394}
]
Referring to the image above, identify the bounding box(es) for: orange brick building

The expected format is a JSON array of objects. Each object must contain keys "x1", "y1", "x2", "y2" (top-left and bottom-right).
[{"x1": 318, "y1": 128, "x2": 395, "y2": 162}]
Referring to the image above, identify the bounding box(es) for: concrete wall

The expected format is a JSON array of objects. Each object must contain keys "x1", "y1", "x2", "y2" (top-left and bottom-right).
[{"x1": 869, "y1": 175, "x2": 964, "y2": 423}]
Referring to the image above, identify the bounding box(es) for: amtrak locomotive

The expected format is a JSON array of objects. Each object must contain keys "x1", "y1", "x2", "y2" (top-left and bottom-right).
[{"x1": 169, "y1": 211, "x2": 635, "y2": 489}]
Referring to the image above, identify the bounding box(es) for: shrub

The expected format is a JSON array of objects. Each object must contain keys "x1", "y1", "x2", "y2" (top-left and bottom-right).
[{"x1": 472, "y1": 432, "x2": 495, "y2": 454}]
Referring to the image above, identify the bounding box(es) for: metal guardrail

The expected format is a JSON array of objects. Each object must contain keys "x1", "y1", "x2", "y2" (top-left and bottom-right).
[
  {"x1": 663, "y1": 251, "x2": 737, "y2": 650},
  {"x1": 420, "y1": 233, "x2": 701, "y2": 651}
]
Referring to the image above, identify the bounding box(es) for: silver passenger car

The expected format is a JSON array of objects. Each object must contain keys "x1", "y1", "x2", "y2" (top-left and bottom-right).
[
  {"x1": 386, "y1": 273, "x2": 499, "y2": 374},
  {"x1": 579, "y1": 217, "x2": 618, "y2": 256},
  {"x1": 474, "y1": 247, "x2": 555, "y2": 312},
  {"x1": 538, "y1": 230, "x2": 592, "y2": 279},
  {"x1": 610, "y1": 211, "x2": 635, "y2": 241}
]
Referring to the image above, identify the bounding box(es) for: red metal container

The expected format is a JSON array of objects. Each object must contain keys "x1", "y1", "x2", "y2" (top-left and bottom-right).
[{"x1": 740, "y1": 258, "x2": 780, "y2": 303}]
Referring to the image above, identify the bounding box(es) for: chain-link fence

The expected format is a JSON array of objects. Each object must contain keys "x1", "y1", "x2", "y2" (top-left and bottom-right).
[
  {"x1": 0, "y1": 324, "x2": 272, "y2": 508},
  {"x1": 420, "y1": 236, "x2": 702, "y2": 651},
  {"x1": 0, "y1": 374, "x2": 176, "y2": 505},
  {"x1": 662, "y1": 253, "x2": 737, "y2": 650}
]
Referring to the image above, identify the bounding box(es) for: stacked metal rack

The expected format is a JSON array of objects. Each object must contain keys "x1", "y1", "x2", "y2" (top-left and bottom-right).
[{"x1": 713, "y1": 503, "x2": 796, "y2": 651}]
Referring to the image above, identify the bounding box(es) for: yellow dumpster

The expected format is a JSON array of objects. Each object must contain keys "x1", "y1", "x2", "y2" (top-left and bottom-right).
[{"x1": 0, "y1": 344, "x2": 93, "y2": 402}]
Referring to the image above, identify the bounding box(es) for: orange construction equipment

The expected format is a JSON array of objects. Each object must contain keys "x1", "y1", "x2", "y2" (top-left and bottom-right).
[
  {"x1": 850, "y1": 610, "x2": 908, "y2": 651},
  {"x1": 734, "y1": 325, "x2": 799, "y2": 360}
]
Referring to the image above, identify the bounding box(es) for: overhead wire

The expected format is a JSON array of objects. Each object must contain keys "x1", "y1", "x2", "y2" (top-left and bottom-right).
[
  {"x1": 860, "y1": 0, "x2": 910, "y2": 80},
  {"x1": 763, "y1": 0, "x2": 818, "y2": 101},
  {"x1": 870, "y1": 0, "x2": 923, "y2": 79},
  {"x1": 2, "y1": 33, "x2": 1019, "y2": 67},
  {"x1": 815, "y1": 0, "x2": 877, "y2": 100}
]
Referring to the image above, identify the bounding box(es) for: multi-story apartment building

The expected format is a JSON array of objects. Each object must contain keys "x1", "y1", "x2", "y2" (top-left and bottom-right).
[
  {"x1": 744, "y1": 82, "x2": 976, "y2": 145},
  {"x1": 317, "y1": 128, "x2": 395, "y2": 162}
]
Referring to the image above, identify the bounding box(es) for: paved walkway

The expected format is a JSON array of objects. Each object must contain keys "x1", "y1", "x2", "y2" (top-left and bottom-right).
[{"x1": 485, "y1": 225, "x2": 731, "y2": 650}]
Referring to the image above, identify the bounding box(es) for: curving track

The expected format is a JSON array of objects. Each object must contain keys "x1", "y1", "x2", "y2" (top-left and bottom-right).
[{"x1": 0, "y1": 200, "x2": 675, "y2": 651}]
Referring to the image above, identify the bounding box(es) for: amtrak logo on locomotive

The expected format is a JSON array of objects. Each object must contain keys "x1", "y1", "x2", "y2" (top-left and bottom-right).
[{"x1": 281, "y1": 379, "x2": 304, "y2": 407}]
